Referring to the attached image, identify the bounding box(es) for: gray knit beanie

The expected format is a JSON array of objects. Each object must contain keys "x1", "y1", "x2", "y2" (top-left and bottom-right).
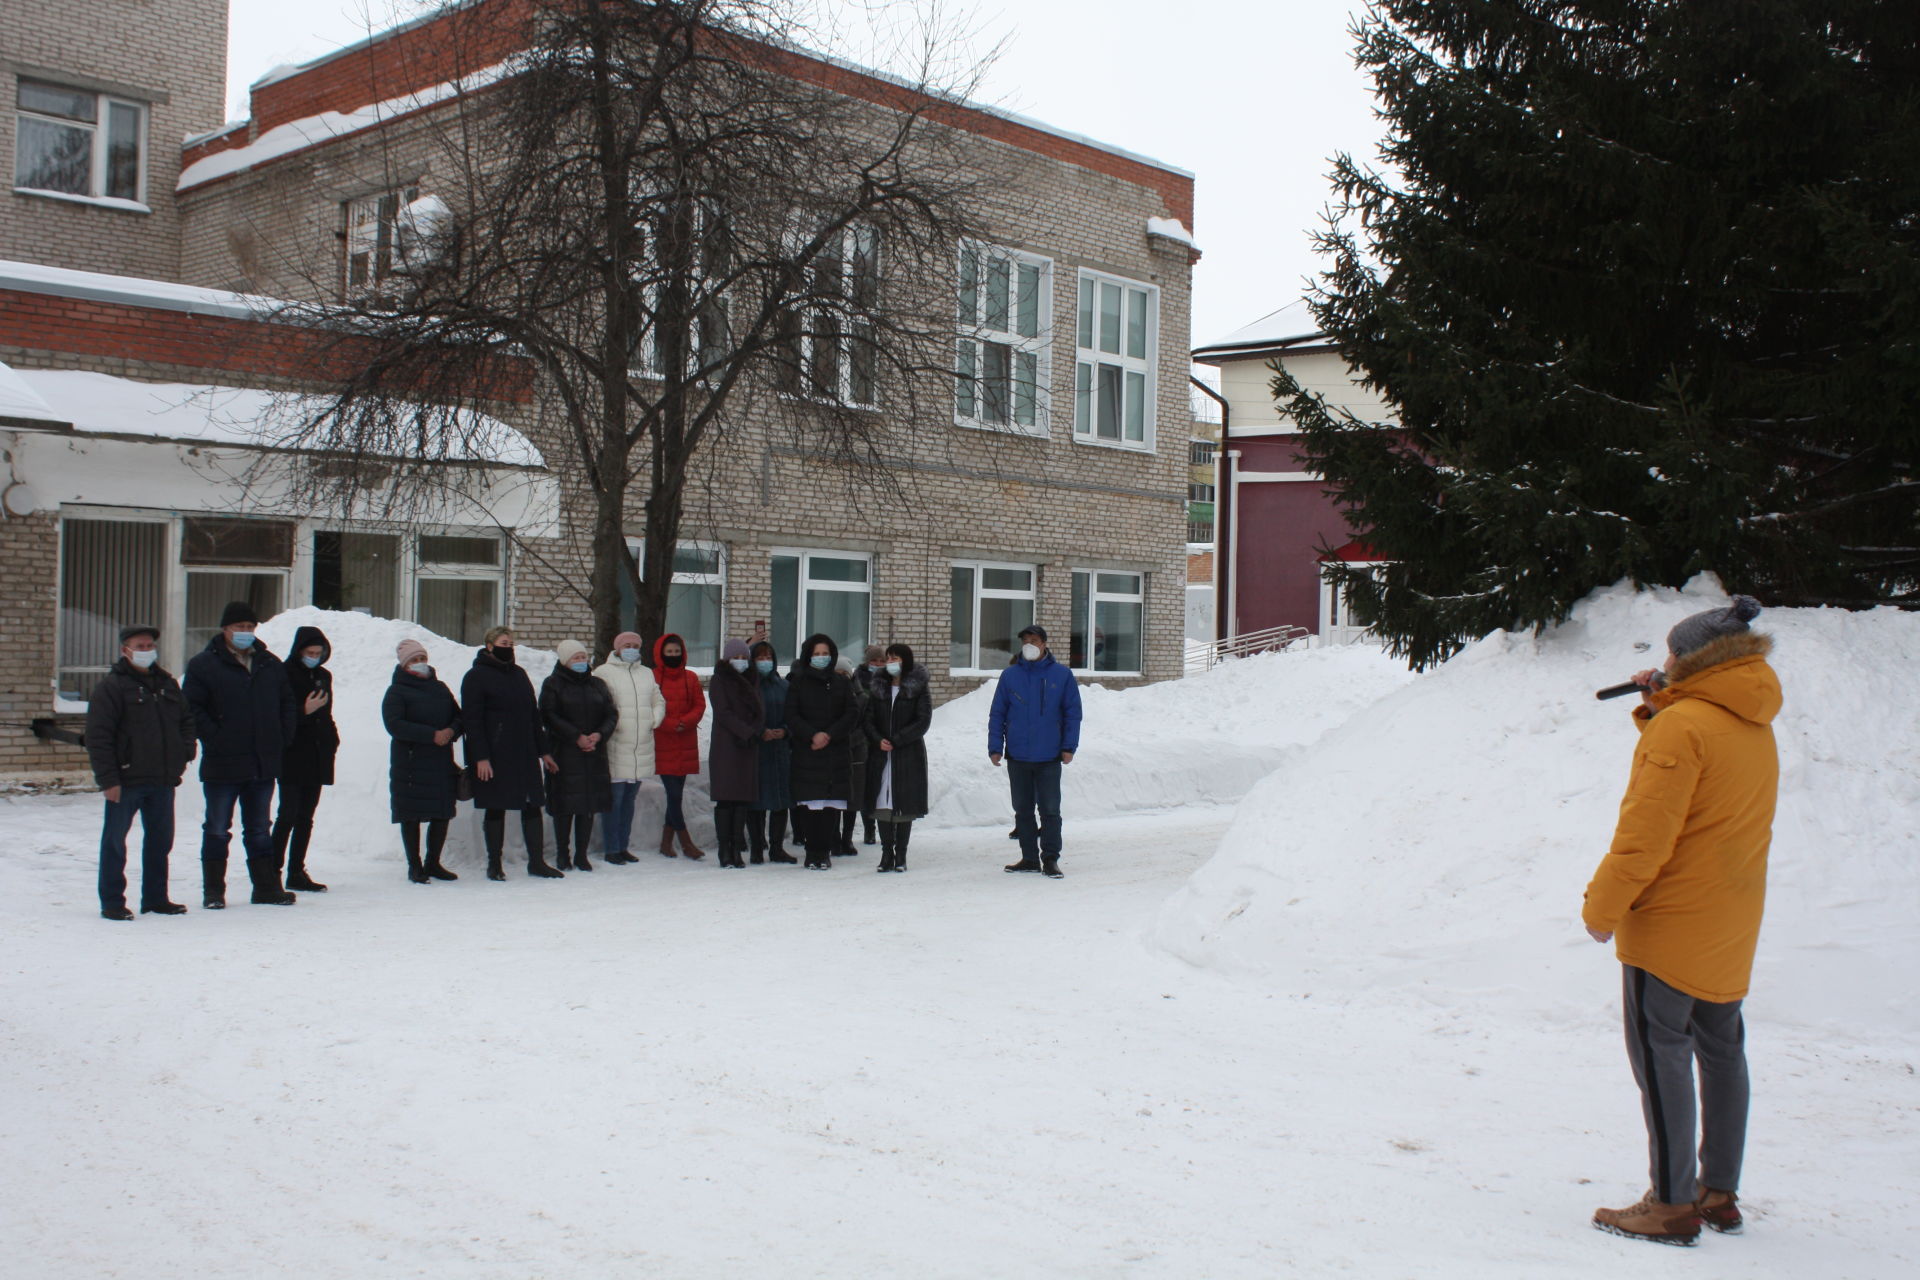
[{"x1": 1667, "y1": 595, "x2": 1763, "y2": 659}]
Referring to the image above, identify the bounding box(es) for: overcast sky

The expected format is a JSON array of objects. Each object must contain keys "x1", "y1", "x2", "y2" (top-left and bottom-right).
[{"x1": 224, "y1": 0, "x2": 1387, "y2": 348}]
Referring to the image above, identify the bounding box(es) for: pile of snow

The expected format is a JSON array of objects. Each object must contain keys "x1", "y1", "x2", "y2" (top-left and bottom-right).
[
  {"x1": 1152, "y1": 578, "x2": 1920, "y2": 1044},
  {"x1": 924, "y1": 646, "x2": 1414, "y2": 826}
]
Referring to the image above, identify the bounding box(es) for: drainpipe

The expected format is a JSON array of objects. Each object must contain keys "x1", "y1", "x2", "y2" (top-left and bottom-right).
[{"x1": 1188, "y1": 376, "x2": 1231, "y2": 644}]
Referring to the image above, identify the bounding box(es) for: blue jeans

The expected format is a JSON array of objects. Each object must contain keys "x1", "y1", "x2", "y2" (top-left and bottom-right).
[
  {"x1": 607, "y1": 780, "x2": 642, "y2": 854},
  {"x1": 99, "y1": 784, "x2": 176, "y2": 910},
  {"x1": 201, "y1": 779, "x2": 276, "y2": 882},
  {"x1": 1007, "y1": 758, "x2": 1063, "y2": 860},
  {"x1": 659, "y1": 774, "x2": 687, "y2": 830}
]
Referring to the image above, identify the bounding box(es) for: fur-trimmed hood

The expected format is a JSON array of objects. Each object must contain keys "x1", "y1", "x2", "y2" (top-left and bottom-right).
[{"x1": 1653, "y1": 631, "x2": 1780, "y2": 727}]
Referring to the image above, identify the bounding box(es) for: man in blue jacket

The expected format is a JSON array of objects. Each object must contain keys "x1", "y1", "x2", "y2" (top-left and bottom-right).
[{"x1": 988, "y1": 624, "x2": 1082, "y2": 878}]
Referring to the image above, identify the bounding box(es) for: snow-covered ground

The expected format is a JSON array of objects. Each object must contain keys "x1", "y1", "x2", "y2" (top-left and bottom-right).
[{"x1": 2, "y1": 584, "x2": 1914, "y2": 1277}]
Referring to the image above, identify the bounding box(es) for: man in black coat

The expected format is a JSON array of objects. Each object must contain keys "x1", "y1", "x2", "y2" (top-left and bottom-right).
[
  {"x1": 182, "y1": 601, "x2": 298, "y2": 908},
  {"x1": 84, "y1": 624, "x2": 197, "y2": 920}
]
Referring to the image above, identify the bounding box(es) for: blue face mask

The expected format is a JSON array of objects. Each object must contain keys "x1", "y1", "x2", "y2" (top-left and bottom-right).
[
  {"x1": 568, "y1": 660, "x2": 590, "y2": 673},
  {"x1": 301, "y1": 655, "x2": 322, "y2": 669},
  {"x1": 129, "y1": 649, "x2": 159, "y2": 669},
  {"x1": 886, "y1": 661, "x2": 902, "y2": 677},
  {"x1": 619, "y1": 647, "x2": 641, "y2": 664},
  {"x1": 810, "y1": 654, "x2": 831, "y2": 670},
  {"x1": 754, "y1": 659, "x2": 774, "y2": 675},
  {"x1": 231, "y1": 631, "x2": 256, "y2": 649},
  {"x1": 729, "y1": 658, "x2": 749, "y2": 673}
]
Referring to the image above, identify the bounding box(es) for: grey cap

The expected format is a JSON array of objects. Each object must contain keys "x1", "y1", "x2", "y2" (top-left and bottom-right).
[{"x1": 1667, "y1": 595, "x2": 1763, "y2": 658}]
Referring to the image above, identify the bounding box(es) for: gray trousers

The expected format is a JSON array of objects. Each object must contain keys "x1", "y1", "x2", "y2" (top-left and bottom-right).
[{"x1": 1621, "y1": 965, "x2": 1750, "y2": 1203}]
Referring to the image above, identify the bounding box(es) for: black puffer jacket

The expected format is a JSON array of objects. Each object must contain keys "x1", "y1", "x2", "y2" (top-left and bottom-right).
[
  {"x1": 281, "y1": 625, "x2": 340, "y2": 786},
  {"x1": 84, "y1": 658, "x2": 196, "y2": 790},
  {"x1": 383, "y1": 663, "x2": 463, "y2": 823},
  {"x1": 540, "y1": 665, "x2": 617, "y2": 816},
  {"x1": 461, "y1": 646, "x2": 550, "y2": 810},
  {"x1": 183, "y1": 633, "x2": 297, "y2": 784},
  {"x1": 863, "y1": 663, "x2": 933, "y2": 818},
  {"x1": 786, "y1": 634, "x2": 859, "y2": 804}
]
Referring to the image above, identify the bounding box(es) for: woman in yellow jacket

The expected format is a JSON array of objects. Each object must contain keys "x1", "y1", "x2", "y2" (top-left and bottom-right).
[{"x1": 1584, "y1": 595, "x2": 1780, "y2": 1247}]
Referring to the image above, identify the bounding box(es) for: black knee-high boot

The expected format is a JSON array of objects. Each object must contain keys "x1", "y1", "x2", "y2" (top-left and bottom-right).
[
  {"x1": 803, "y1": 809, "x2": 834, "y2": 869},
  {"x1": 525, "y1": 808, "x2": 563, "y2": 877},
  {"x1": 401, "y1": 822, "x2": 430, "y2": 883},
  {"x1": 877, "y1": 823, "x2": 896, "y2": 872},
  {"x1": 482, "y1": 810, "x2": 507, "y2": 880},
  {"x1": 424, "y1": 819, "x2": 456, "y2": 879},
  {"x1": 768, "y1": 810, "x2": 796, "y2": 863},
  {"x1": 572, "y1": 814, "x2": 594, "y2": 871},
  {"x1": 746, "y1": 810, "x2": 767, "y2": 864},
  {"x1": 893, "y1": 819, "x2": 911, "y2": 872},
  {"x1": 838, "y1": 807, "x2": 858, "y2": 857}
]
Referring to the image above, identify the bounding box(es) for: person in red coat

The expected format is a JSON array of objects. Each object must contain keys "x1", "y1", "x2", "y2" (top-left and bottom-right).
[{"x1": 652, "y1": 632, "x2": 707, "y2": 859}]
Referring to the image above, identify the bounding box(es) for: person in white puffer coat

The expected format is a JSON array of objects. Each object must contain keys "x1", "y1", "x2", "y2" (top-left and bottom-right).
[{"x1": 592, "y1": 630, "x2": 667, "y2": 863}]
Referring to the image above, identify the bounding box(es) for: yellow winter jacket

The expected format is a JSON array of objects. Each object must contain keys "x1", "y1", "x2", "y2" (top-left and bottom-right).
[{"x1": 1583, "y1": 632, "x2": 1781, "y2": 1003}]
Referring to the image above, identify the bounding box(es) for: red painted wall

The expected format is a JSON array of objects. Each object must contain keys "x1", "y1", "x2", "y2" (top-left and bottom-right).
[{"x1": 1226, "y1": 434, "x2": 1364, "y2": 637}]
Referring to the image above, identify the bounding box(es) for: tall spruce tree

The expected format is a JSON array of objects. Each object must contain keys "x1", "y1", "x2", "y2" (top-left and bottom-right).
[{"x1": 1282, "y1": 0, "x2": 1920, "y2": 667}]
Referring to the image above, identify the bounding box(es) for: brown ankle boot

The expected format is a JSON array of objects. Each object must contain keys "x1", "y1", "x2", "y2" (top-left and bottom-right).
[
  {"x1": 1695, "y1": 1187, "x2": 1742, "y2": 1234},
  {"x1": 675, "y1": 826, "x2": 706, "y2": 860},
  {"x1": 658, "y1": 825, "x2": 677, "y2": 858},
  {"x1": 1592, "y1": 1192, "x2": 1702, "y2": 1247}
]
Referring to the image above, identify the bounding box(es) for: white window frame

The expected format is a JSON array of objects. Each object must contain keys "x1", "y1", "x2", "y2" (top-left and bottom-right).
[
  {"x1": 780, "y1": 223, "x2": 880, "y2": 408},
  {"x1": 1319, "y1": 561, "x2": 1388, "y2": 645},
  {"x1": 630, "y1": 197, "x2": 733, "y2": 383},
  {"x1": 954, "y1": 242, "x2": 1052, "y2": 434},
  {"x1": 769, "y1": 547, "x2": 873, "y2": 660},
  {"x1": 623, "y1": 537, "x2": 729, "y2": 635},
  {"x1": 412, "y1": 529, "x2": 506, "y2": 643},
  {"x1": 948, "y1": 559, "x2": 1039, "y2": 676},
  {"x1": 344, "y1": 184, "x2": 420, "y2": 302},
  {"x1": 53, "y1": 510, "x2": 175, "y2": 710},
  {"x1": 1069, "y1": 567, "x2": 1146, "y2": 677},
  {"x1": 1073, "y1": 269, "x2": 1159, "y2": 452},
  {"x1": 12, "y1": 79, "x2": 148, "y2": 209}
]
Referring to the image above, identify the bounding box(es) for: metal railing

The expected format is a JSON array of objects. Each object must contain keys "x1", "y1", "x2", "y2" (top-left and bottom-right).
[{"x1": 1184, "y1": 624, "x2": 1312, "y2": 674}]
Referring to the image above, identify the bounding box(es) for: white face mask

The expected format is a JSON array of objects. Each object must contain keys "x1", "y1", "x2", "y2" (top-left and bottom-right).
[
  {"x1": 619, "y1": 647, "x2": 641, "y2": 663},
  {"x1": 128, "y1": 649, "x2": 159, "y2": 669},
  {"x1": 407, "y1": 661, "x2": 431, "y2": 678},
  {"x1": 1021, "y1": 644, "x2": 1042, "y2": 662},
  {"x1": 728, "y1": 658, "x2": 748, "y2": 673},
  {"x1": 885, "y1": 661, "x2": 902, "y2": 677}
]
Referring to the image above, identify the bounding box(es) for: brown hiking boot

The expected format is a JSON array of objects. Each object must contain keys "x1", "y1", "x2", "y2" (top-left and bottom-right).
[
  {"x1": 1592, "y1": 1192, "x2": 1702, "y2": 1247},
  {"x1": 674, "y1": 826, "x2": 707, "y2": 860},
  {"x1": 1696, "y1": 1187, "x2": 1742, "y2": 1234}
]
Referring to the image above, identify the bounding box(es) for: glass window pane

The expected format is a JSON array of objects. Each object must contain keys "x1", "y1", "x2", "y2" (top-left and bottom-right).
[
  {"x1": 980, "y1": 567, "x2": 1031, "y2": 592},
  {"x1": 1075, "y1": 361, "x2": 1091, "y2": 434},
  {"x1": 1014, "y1": 350, "x2": 1037, "y2": 428},
  {"x1": 1076, "y1": 277, "x2": 1093, "y2": 349},
  {"x1": 1098, "y1": 282, "x2": 1122, "y2": 354},
  {"x1": 418, "y1": 534, "x2": 500, "y2": 566},
  {"x1": 1127, "y1": 288, "x2": 1149, "y2": 359},
  {"x1": 1096, "y1": 572, "x2": 1141, "y2": 596},
  {"x1": 1095, "y1": 598, "x2": 1143, "y2": 672},
  {"x1": 806, "y1": 588, "x2": 869, "y2": 657},
  {"x1": 312, "y1": 531, "x2": 400, "y2": 617},
  {"x1": 982, "y1": 341, "x2": 1009, "y2": 425},
  {"x1": 15, "y1": 116, "x2": 93, "y2": 194},
  {"x1": 949, "y1": 566, "x2": 974, "y2": 670},
  {"x1": 187, "y1": 572, "x2": 283, "y2": 655},
  {"x1": 667, "y1": 581, "x2": 722, "y2": 669},
  {"x1": 181, "y1": 517, "x2": 293, "y2": 567},
  {"x1": 1069, "y1": 571, "x2": 1090, "y2": 669},
  {"x1": 1124, "y1": 370, "x2": 1147, "y2": 441},
  {"x1": 807, "y1": 555, "x2": 867, "y2": 584},
  {"x1": 19, "y1": 82, "x2": 97, "y2": 121},
  {"x1": 59, "y1": 519, "x2": 164, "y2": 701},
  {"x1": 1097, "y1": 364, "x2": 1122, "y2": 439},
  {"x1": 771, "y1": 555, "x2": 800, "y2": 657},
  {"x1": 105, "y1": 102, "x2": 140, "y2": 200},
  {"x1": 1016, "y1": 263, "x2": 1041, "y2": 339},
  {"x1": 671, "y1": 545, "x2": 721, "y2": 576},
  {"x1": 848, "y1": 320, "x2": 876, "y2": 405},
  {"x1": 984, "y1": 257, "x2": 1010, "y2": 332},
  {"x1": 416, "y1": 577, "x2": 496, "y2": 646},
  {"x1": 956, "y1": 340, "x2": 976, "y2": 417},
  {"x1": 978, "y1": 596, "x2": 1032, "y2": 672},
  {"x1": 959, "y1": 250, "x2": 978, "y2": 323}
]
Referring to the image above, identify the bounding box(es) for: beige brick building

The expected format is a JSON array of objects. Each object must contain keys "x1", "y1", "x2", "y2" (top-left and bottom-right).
[{"x1": 1, "y1": 0, "x2": 1196, "y2": 778}]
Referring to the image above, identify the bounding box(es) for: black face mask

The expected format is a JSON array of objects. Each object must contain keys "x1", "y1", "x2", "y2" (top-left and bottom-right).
[
  {"x1": 661, "y1": 653, "x2": 684, "y2": 668},
  {"x1": 491, "y1": 645, "x2": 516, "y2": 665}
]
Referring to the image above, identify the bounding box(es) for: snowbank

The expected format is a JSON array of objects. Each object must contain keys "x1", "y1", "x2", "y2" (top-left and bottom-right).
[
  {"x1": 924, "y1": 646, "x2": 1414, "y2": 826},
  {"x1": 1152, "y1": 578, "x2": 1920, "y2": 1043}
]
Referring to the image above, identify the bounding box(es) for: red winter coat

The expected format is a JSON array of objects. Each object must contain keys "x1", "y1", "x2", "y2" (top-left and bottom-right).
[{"x1": 651, "y1": 632, "x2": 706, "y2": 777}]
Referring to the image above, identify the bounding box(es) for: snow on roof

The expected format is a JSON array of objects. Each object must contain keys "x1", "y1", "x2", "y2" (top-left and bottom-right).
[
  {"x1": 5, "y1": 366, "x2": 543, "y2": 467},
  {"x1": 1146, "y1": 216, "x2": 1197, "y2": 249},
  {"x1": 178, "y1": 61, "x2": 512, "y2": 191},
  {"x1": 1192, "y1": 301, "x2": 1325, "y2": 360},
  {"x1": 0, "y1": 361, "x2": 63, "y2": 423},
  {"x1": 0, "y1": 257, "x2": 278, "y2": 321}
]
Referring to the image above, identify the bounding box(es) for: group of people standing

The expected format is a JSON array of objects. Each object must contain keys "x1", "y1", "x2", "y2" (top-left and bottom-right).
[{"x1": 85, "y1": 602, "x2": 1083, "y2": 919}]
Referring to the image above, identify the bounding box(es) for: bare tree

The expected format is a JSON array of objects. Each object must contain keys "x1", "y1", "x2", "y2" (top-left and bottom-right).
[{"x1": 275, "y1": 0, "x2": 998, "y2": 651}]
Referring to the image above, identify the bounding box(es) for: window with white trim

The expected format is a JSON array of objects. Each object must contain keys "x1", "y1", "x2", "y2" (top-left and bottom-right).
[
  {"x1": 57, "y1": 516, "x2": 167, "y2": 703},
  {"x1": 344, "y1": 186, "x2": 420, "y2": 302},
  {"x1": 955, "y1": 244, "x2": 1050, "y2": 431},
  {"x1": 414, "y1": 532, "x2": 504, "y2": 646},
  {"x1": 1073, "y1": 271, "x2": 1158, "y2": 448},
  {"x1": 180, "y1": 517, "x2": 294, "y2": 655},
  {"x1": 779, "y1": 225, "x2": 879, "y2": 406},
  {"x1": 631, "y1": 198, "x2": 733, "y2": 381},
  {"x1": 1069, "y1": 569, "x2": 1144, "y2": 675},
  {"x1": 14, "y1": 79, "x2": 145, "y2": 204},
  {"x1": 620, "y1": 539, "x2": 728, "y2": 669},
  {"x1": 948, "y1": 561, "x2": 1037, "y2": 673},
  {"x1": 769, "y1": 549, "x2": 871, "y2": 661}
]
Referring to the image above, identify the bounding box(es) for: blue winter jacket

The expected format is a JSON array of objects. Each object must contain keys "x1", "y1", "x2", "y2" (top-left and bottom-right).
[{"x1": 987, "y1": 652, "x2": 1083, "y2": 763}]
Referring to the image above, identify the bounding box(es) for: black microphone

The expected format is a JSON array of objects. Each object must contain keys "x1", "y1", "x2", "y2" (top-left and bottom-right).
[{"x1": 1596, "y1": 672, "x2": 1666, "y2": 700}]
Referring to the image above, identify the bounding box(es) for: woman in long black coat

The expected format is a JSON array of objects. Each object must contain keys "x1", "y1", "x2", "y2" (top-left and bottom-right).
[
  {"x1": 272, "y1": 623, "x2": 339, "y2": 892},
  {"x1": 540, "y1": 638, "x2": 618, "y2": 873},
  {"x1": 460, "y1": 625, "x2": 561, "y2": 881},
  {"x1": 864, "y1": 643, "x2": 933, "y2": 873},
  {"x1": 383, "y1": 638, "x2": 463, "y2": 883},
  {"x1": 785, "y1": 633, "x2": 858, "y2": 870},
  {"x1": 706, "y1": 638, "x2": 765, "y2": 869}
]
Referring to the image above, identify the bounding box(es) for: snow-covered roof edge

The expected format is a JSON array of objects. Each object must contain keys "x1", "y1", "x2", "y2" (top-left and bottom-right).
[
  {"x1": 1192, "y1": 302, "x2": 1327, "y2": 362},
  {"x1": 0, "y1": 258, "x2": 283, "y2": 322}
]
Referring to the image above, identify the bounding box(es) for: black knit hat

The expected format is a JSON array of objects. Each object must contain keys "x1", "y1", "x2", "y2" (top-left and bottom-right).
[
  {"x1": 1667, "y1": 595, "x2": 1762, "y2": 658},
  {"x1": 219, "y1": 600, "x2": 260, "y2": 628},
  {"x1": 118, "y1": 624, "x2": 159, "y2": 644},
  {"x1": 1018, "y1": 624, "x2": 1049, "y2": 643}
]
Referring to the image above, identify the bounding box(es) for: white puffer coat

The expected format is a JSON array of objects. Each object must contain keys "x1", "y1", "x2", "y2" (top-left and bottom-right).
[{"x1": 593, "y1": 657, "x2": 668, "y2": 781}]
